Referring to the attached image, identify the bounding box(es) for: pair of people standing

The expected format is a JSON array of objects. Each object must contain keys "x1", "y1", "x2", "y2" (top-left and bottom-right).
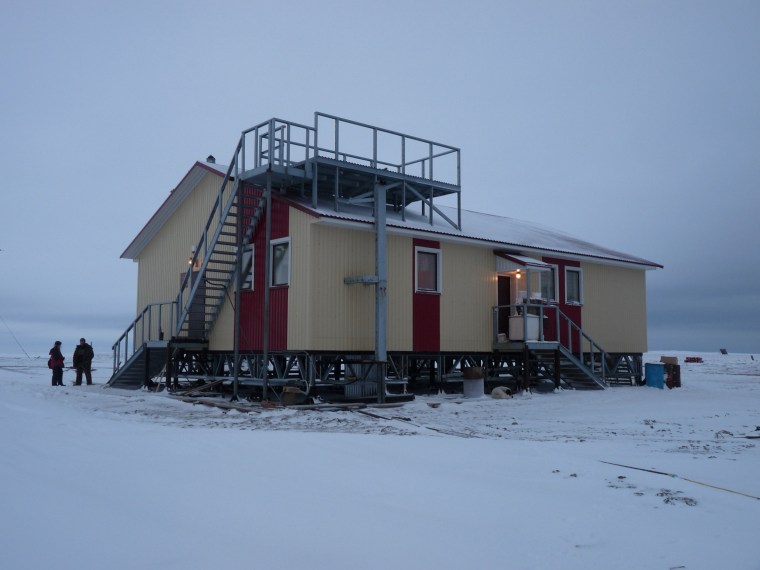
[{"x1": 48, "y1": 338, "x2": 94, "y2": 386}]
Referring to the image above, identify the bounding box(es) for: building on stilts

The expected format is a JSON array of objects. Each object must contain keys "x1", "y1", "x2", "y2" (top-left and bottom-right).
[{"x1": 109, "y1": 113, "x2": 661, "y2": 401}]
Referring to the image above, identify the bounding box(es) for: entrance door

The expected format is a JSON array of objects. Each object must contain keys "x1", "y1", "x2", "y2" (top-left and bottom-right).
[{"x1": 497, "y1": 275, "x2": 511, "y2": 336}]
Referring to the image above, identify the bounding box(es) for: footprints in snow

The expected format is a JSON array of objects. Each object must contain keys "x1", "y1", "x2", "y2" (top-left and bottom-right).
[{"x1": 554, "y1": 469, "x2": 699, "y2": 507}]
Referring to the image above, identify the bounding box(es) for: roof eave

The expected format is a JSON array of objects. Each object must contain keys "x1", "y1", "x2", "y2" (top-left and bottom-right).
[{"x1": 121, "y1": 162, "x2": 227, "y2": 260}]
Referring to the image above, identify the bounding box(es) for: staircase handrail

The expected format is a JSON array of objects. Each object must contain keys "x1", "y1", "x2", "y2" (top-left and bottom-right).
[
  {"x1": 175, "y1": 141, "x2": 242, "y2": 337},
  {"x1": 112, "y1": 301, "x2": 177, "y2": 375},
  {"x1": 491, "y1": 302, "x2": 610, "y2": 384},
  {"x1": 555, "y1": 307, "x2": 610, "y2": 383}
]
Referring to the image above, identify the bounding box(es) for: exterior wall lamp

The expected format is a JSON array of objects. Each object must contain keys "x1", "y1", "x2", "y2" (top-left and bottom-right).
[{"x1": 187, "y1": 246, "x2": 198, "y2": 269}]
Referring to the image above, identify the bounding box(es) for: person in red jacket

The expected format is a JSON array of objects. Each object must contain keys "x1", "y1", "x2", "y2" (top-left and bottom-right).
[{"x1": 49, "y1": 341, "x2": 65, "y2": 386}]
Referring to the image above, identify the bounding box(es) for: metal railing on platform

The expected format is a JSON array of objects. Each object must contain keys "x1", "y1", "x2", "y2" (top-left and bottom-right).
[
  {"x1": 112, "y1": 301, "x2": 176, "y2": 375},
  {"x1": 241, "y1": 118, "x2": 315, "y2": 171},
  {"x1": 314, "y1": 112, "x2": 460, "y2": 186},
  {"x1": 492, "y1": 303, "x2": 610, "y2": 382}
]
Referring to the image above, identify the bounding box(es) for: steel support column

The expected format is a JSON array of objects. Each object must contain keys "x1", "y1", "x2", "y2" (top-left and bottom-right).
[
  {"x1": 262, "y1": 168, "x2": 273, "y2": 400},
  {"x1": 232, "y1": 180, "x2": 243, "y2": 401},
  {"x1": 375, "y1": 181, "x2": 387, "y2": 404}
]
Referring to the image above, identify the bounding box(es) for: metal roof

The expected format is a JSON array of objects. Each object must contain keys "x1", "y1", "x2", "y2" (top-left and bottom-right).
[
  {"x1": 121, "y1": 159, "x2": 661, "y2": 270},
  {"x1": 296, "y1": 197, "x2": 662, "y2": 269}
]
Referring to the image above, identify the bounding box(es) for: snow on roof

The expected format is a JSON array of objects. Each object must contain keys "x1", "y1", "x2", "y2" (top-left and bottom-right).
[
  {"x1": 201, "y1": 161, "x2": 228, "y2": 177},
  {"x1": 121, "y1": 160, "x2": 661, "y2": 270},
  {"x1": 297, "y1": 198, "x2": 662, "y2": 269}
]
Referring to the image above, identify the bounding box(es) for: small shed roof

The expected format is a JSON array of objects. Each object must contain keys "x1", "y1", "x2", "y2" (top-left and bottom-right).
[{"x1": 495, "y1": 253, "x2": 553, "y2": 273}]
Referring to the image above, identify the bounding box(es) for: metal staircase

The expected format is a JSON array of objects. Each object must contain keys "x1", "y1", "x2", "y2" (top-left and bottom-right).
[
  {"x1": 176, "y1": 117, "x2": 322, "y2": 340},
  {"x1": 531, "y1": 346, "x2": 607, "y2": 390},
  {"x1": 107, "y1": 178, "x2": 266, "y2": 390},
  {"x1": 550, "y1": 309, "x2": 609, "y2": 389},
  {"x1": 108, "y1": 119, "x2": 310, "y2": 389},
  {"x1": 492, "y1": 304, "x2": 613, "y2": 390},
  {"x1": 108, "y1": 342, "x2": 168, "y2": 389},
  {"x1": 176, "y1": 181, "x2": 266, "y2": 339}
]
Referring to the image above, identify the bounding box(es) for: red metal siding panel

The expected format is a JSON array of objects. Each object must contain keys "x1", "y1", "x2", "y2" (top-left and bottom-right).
[
  {"x1": 268, "y1": 287, "x2": 288, "y2": 350},
  {"x1": 413, "y1": 238, "x2": 440, "y2": 352},
  {"x1": 542, "y1": 256, "x2": 581, "y2": 349},
  {"x1": 239, "y1": 197, "x2": 289, "y2": 351}
]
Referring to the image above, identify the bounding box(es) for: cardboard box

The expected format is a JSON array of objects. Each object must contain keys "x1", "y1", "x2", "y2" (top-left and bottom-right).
[{"x1": 660, "y1": 355, "x2": 679, "y2": 365}]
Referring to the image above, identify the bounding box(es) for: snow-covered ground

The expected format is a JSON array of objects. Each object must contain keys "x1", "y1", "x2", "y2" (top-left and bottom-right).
[{"x1": 1, "y1": 351, "x2": 758, "y2": 569}]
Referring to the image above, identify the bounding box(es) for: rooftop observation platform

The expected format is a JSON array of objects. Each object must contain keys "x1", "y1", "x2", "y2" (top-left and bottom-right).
[{"x1": 228, "y1": 112, "x2": 462, "y2": 230}]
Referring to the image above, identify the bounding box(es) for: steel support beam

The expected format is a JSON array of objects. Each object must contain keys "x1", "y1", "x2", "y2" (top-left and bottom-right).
[
  {"x1": 262, "y1": 168, "x2": 273, "y2": 400},
  {"x1": 232, "y1": 179, "x2": 243, "y2": 401},
  {"x1": 375, "y1": 181, "x2": 387, "y2": 404}
]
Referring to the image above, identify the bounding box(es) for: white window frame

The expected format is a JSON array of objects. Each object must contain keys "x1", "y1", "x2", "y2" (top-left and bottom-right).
[
  {"x1": 270, "y1": 237, "x2": 291, "y2": 287},
  {"x1": 565, "y1": 267, "x2": 583, "y2": 305},
  {"x1": 539, "y1": 265, "x2": 559, "y2": 303},
  {"x1": 414, "y1": 246, "x2": 442, "y2": 293},
  {"x1": 241, "y1": 244, "x2": 254, "y2": 290}
]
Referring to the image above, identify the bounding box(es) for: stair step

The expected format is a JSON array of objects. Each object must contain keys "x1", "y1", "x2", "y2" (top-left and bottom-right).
[{"x1": 207, "y1": 259, "x2": 236, "y2": 265}]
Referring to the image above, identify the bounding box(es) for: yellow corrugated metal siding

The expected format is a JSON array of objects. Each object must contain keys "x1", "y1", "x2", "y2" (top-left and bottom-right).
[
  {"x1": 135, "y1": 179, "x2": 650, "y2": 356},
  {"x1": 291, "y1": 220, "x2": 494, "y2": 353},
  {"x1": 136, "y1": 171, "x2": 229, "y2": 341},
  {"x1": 208, "y1": 297, "x2": 234, "y2": 350},
  {"x1": 286, "y1": 208, "x2": 314, "y2": 350},
  {"x1": 581, "y1": 262, "x2": 648, "y2": 353},
  {"x1": 302, "y1": 223, "x2": 375, "y2": 351},
  {"x1": 439, "y1": 243, "x2": 495, "y2": 352}
]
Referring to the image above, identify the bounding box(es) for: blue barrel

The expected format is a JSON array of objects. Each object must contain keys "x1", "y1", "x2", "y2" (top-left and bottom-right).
[{"x1": 645, "y1": 363, "x2": 665, "y2": 389}]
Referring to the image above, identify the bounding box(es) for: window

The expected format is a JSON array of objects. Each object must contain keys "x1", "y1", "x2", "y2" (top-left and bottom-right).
[
  {"x1": 270, "y1": 238, "x2": 290, "y2": 287},
  {"x1": 415, "y1": 247, "x2": 441, "y2": 293},
  {"x1": 565, "y1": 267, "x2": 583, "y2": 305},
  {"x1": 539, "y1": 266, "x2": 559, "y2": 302},
  {"x1": 241, "y1": 244, "x2": 254, "y2": 290}
]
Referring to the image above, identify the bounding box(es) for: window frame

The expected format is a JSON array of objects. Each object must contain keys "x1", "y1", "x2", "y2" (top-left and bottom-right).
[
  {"x1": 565, "y1": 267, "x2": 583, "y2": 305},
  {"x1": 414, "y1": 246, "x2": 442, "y2": 294},
  {"x1": 270, "y1": 237, "x2": 291, "y2": 287},
  {"x1": 539, "y1": 265, "x2": 559, "y2": 303}
]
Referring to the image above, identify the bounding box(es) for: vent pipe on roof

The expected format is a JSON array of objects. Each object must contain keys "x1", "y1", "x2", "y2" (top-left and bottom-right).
[{"x1": 206, "y1": 154, "x2": 216, "y2": 164}]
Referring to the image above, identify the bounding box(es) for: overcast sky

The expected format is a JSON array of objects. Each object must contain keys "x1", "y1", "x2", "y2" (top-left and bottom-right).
[{"x1": 1, "y1": 0, "x2": 759, "y2": 357}]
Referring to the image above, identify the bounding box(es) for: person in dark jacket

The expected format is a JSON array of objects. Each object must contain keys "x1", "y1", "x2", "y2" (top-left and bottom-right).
[
  {"x1": 73, "y1": 338, "x2": 94, "y2": 386},
  {"x1": 49, "y1": 341, "x2": 65, "y2": 386}
]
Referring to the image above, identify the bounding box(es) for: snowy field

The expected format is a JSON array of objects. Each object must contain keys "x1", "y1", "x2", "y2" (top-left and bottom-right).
[{"x1": 1, "y1": 351, "x2": 758, "y2": 570}]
